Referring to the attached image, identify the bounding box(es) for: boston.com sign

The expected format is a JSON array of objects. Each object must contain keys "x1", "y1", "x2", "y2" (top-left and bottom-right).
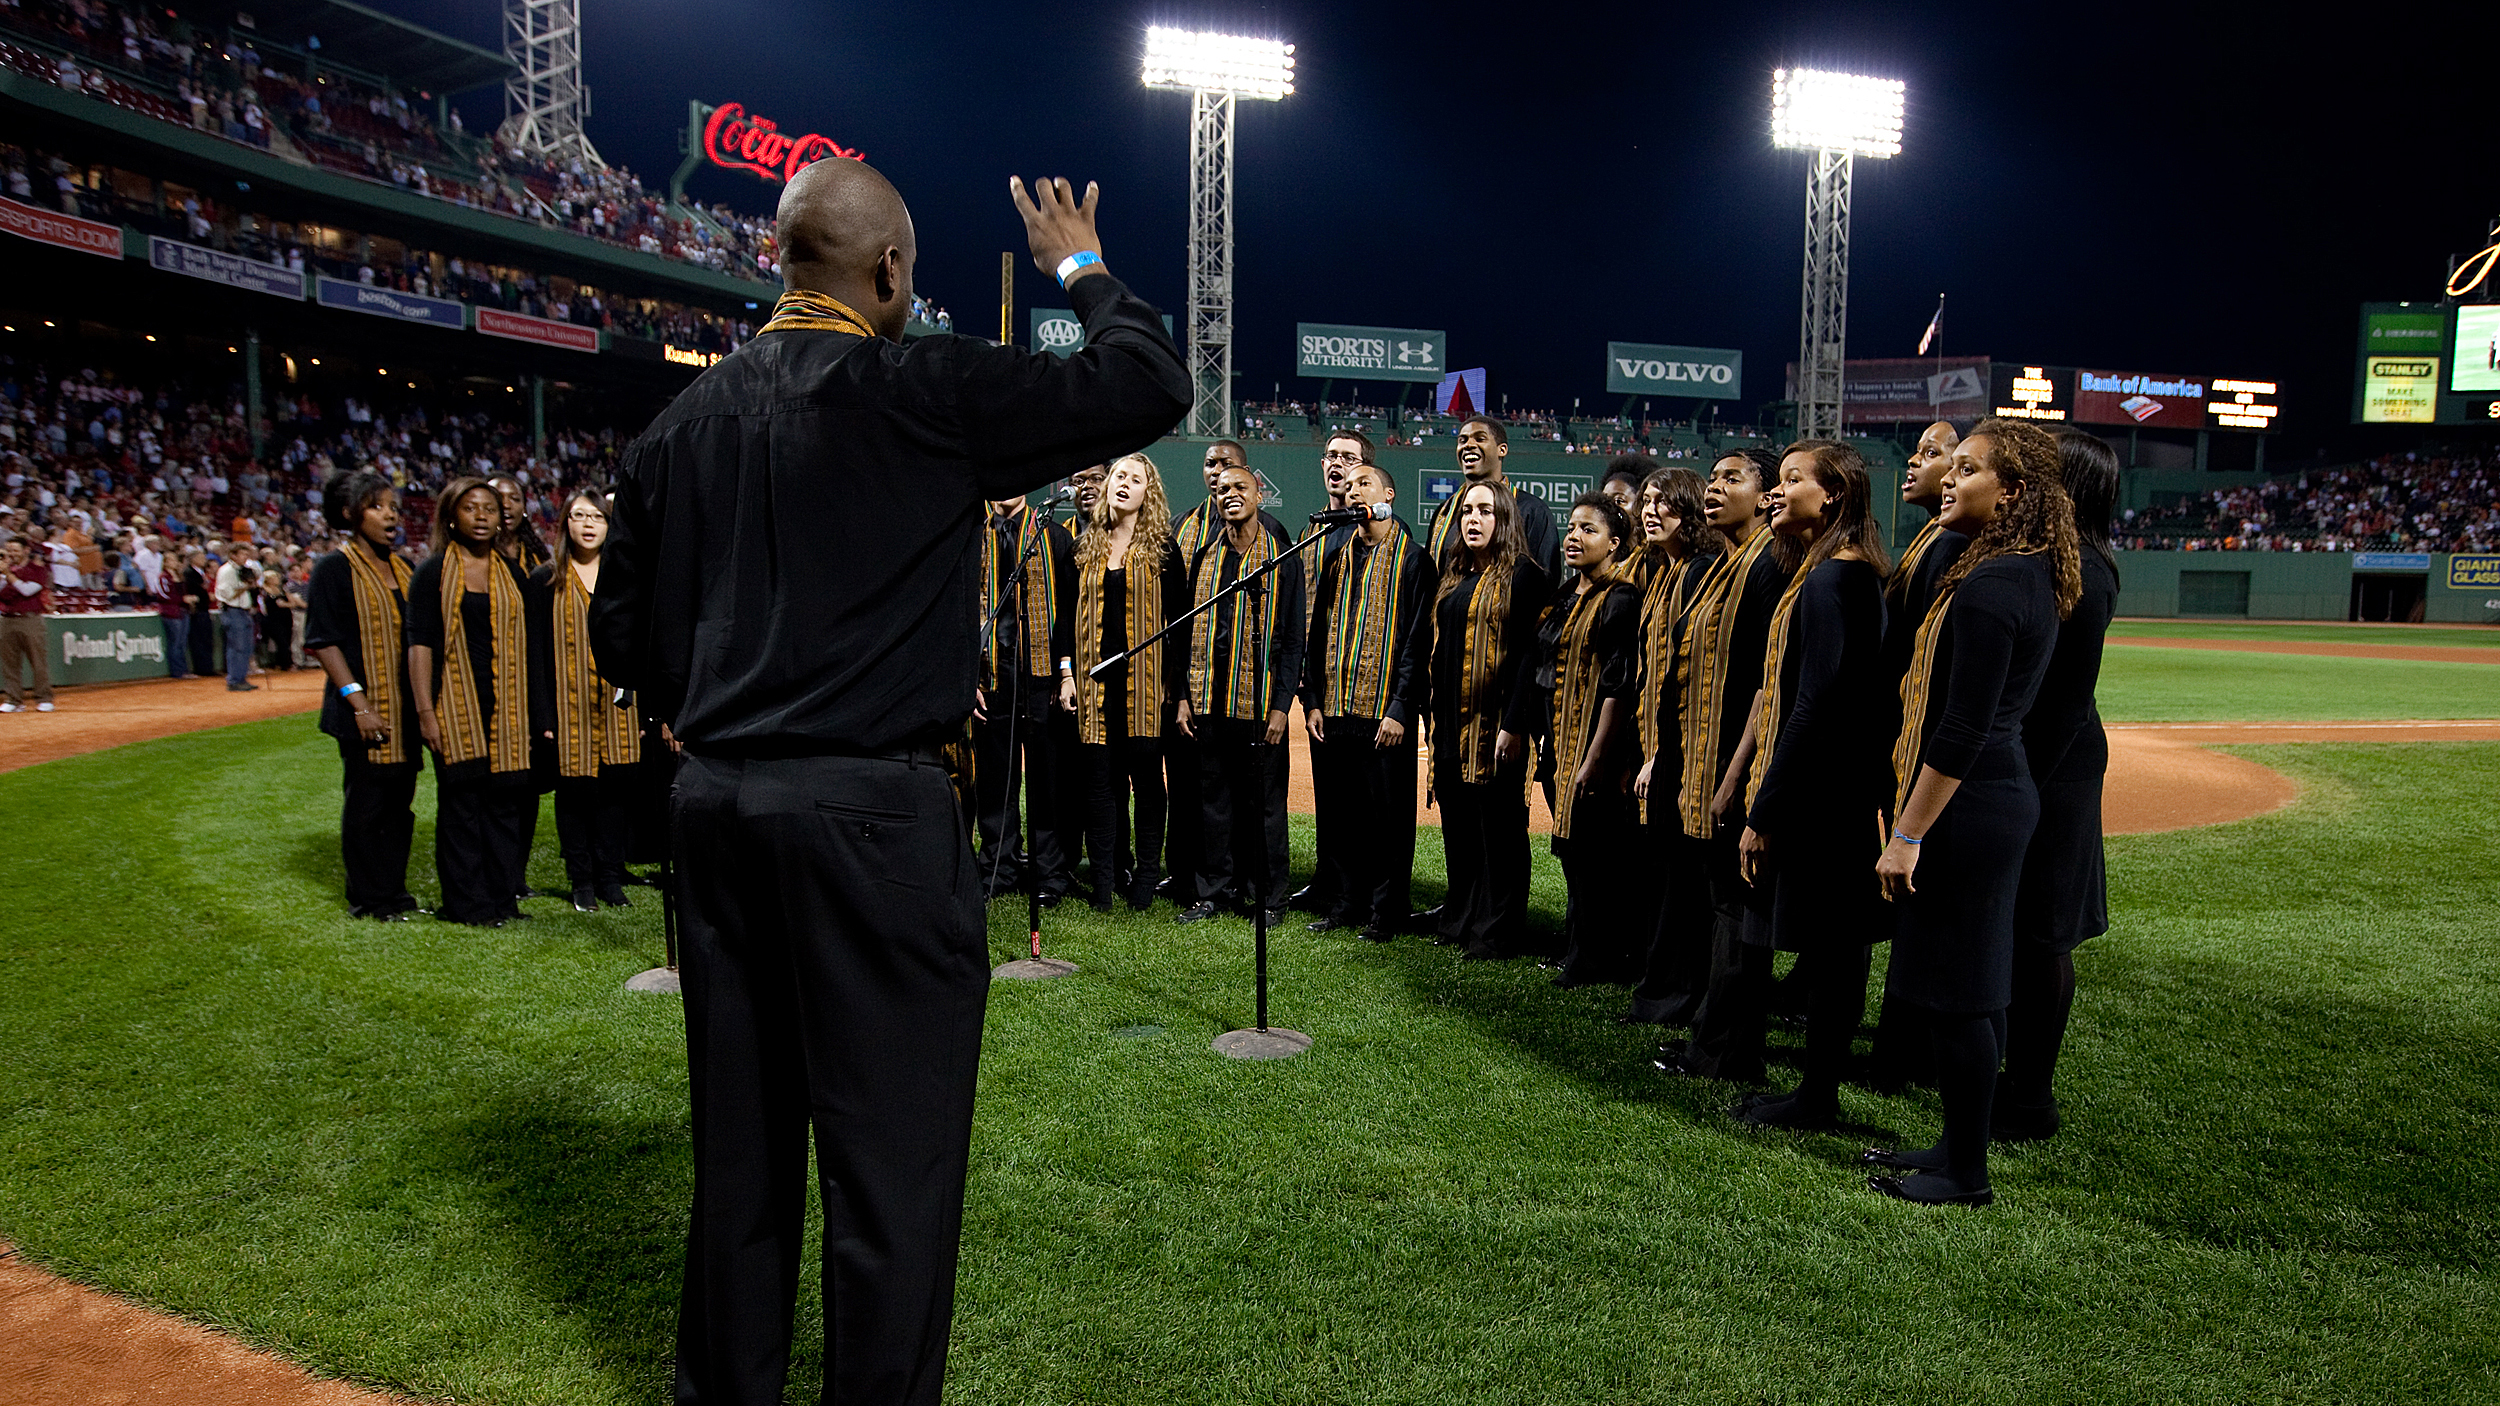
[
  {"x1": 1605, "y1": 342, "x2": 1743, "y2": 400},
  {"x1": 1296, "y1": 323, "x2": 1446, "y2": 383}
]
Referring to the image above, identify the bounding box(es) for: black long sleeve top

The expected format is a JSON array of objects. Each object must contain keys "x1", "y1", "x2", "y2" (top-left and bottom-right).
[
  {"x1": 1702, "y1": 541, "x2": 1794, "y2": 783},
  {"x1": 1188, "y1": 523, "x2": 1306, "y2": 719},
  {"x1": 1298, "y1": 528, "x2": 1438, "y2": 725},
  {"x1": 1915, "y1": 553, "x2": 2059, "y2": 781},
  {"x1": 2021, "y1": 549, "x2": 2118, "y2": 785},
  {"x1": 1092, "y1": 553, "x2": 1192, "y2": 722},
  {"x1": 1746, "y1": 558, "x2": 1890, "y2": 840},
  {"x1": 1428, "y1": 561, "x2": 1551, "y2": 758},
  {"x1": 1532, "y1": 577, "x2": 1642, "y2": 744},
  {"x1": 1637, "y1": 553, "x2": 1717, "y2": 766},
  {"x1": 302, "y1": 548, "x2": 415, "y2": 746},
  {"x1": 590, "y1": 272, "x2": 1189, "y2": 754},
  {"x1": 1885, "y1": 517, "x2": 1969, "y2": 685},
  {"x1": 984, "y1": 507, "x2": 1078, "y2": 696}
]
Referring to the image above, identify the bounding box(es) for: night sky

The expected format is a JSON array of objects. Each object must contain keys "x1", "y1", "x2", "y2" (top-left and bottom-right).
[{"x1": 391, "y1": 0, "x2": 2495, "y2": 458}]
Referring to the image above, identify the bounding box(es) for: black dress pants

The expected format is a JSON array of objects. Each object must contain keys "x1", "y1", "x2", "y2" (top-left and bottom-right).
[
  {"x1": 1194, "y1": 715, "x2": 1290, "y2": 908},
  {"x1": 186, "y1": 611, "x2": 214, "y2": 675},
  {"x1": 972, "y1": 688, "x2": 1068, "y2": 896},
  {"x1": 670, "y1": 752, "x2": 986, "y2": 1406},
  {"x1": 1163, "y1": 723, "x2": 1203, "y2": 898},
  {"x1": 1629, "y1": 828, "x2": 1714, "y2": 1024},
  {"x1": 434, "y1": 763, "x2": 531, "y2": 925},
  {"x1": 1552, "y1": 791, "x2": 1642, "y2": 985},
  {"x1": 1436, "y1": 763, "x2": 1532, "y2": 957},
  {"x1": 1679, "y1": 828, "x2": 1769, "y2": 1080},
  {"x1": 555, "y1": 771, "x2": 635, "y2": 888},
  {"x1": 1314, "y1": 717, "x2": 1419, "y2": 925},
  {"x1": 338, "y1": 749, "x2": 419, "y2": 914},
  {"x1": 1081, "y1": 711, "x2": 1166, "y2": 900}
]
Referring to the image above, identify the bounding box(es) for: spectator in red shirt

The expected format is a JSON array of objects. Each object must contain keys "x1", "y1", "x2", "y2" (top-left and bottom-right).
[{"x1": 1, "y1": 538, "x2": 55, "y2": 712}]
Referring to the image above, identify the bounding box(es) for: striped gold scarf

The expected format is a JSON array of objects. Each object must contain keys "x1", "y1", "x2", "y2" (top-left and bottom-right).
[
  {"x1": 1315, "y1": 526, "x2": 1411, "y2": 720},
  {"x1": 1743, "y1": 559, "x2": 1819, "y2": 809},
  {"x1": 1189, "y1": 527, "x2": 1281, "y2": 721},
  {"x1": 1547, "y1": 579, "x2": 1617, "y2": 840},
  {"x1": 1173, "y1": 499, "x2": 1219, "y2": 562},
  {"x1": 1634, "y1": 553, "x2": 1703, "y2": 823},
  {"x1": 1675, "y1": 527, "x2": 1776, "y2": 838},
  {"x1": 1891, "y1": 579, "x2": 1959, "y2": 817},
  {"x1": 435, "y1": 554, "x2": 530, "y2": 774},
  {"x1": 552, "y1": 563, "x2": 640, "y2": 778},
  {"x1": 1888, "y1": 516, "x2": 1944, "y2": 608},
  {"x1": 345, "y1": 541, "x2": 411, "y2": 766},
  {"x1": 1073, "y1": 548, "x2": 1168, "y2": 745},
  {"x1": 1445, "y1": 568, "x2": 1516, "y2": 786},
  {"x1": 759, "y1": 289, "x2": 877, "y2": 337},
  {"x1": 979, "y1": 508, "x2": 1058, "y2": 686}
]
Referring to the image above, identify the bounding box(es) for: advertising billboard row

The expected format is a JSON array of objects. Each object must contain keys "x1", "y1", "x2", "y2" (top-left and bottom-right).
[{"x1": 2351, "y1": 303, "x2": 2500, "y2": 425}]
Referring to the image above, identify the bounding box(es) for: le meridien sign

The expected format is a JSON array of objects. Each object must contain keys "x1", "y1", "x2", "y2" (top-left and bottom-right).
[
  {"x1": 1296, "y1": 323, "x2": 1445, "y2": 382},
  {"x1": 702, "y1": 101, "x2": 863, "y2": 186},
  {"x1": 1605, "y1": 342, "x2": 1741, "y2": 400}
]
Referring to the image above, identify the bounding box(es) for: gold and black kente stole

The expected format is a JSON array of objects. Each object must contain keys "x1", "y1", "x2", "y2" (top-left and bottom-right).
[
  {"x1": 1190, "y1": 529, "x2": 1278, "y2": 721},
  {"x1": 1888, "y1": 516, "x2": 1943, "y2": 608},
  {"x1": 1548, "y1": 579, "x2": 1614, "y2": 840},
  {"x1": 436, "y1": 556, "x2": 529, "y2": 774},
  {"x1": 1744, "y1": 558, "x2": 1819, "y2": 809},
  {"x1": 1449, "y1": 568, "x2": 1515, "y2": 786},
  {"x1": 1073, "y1": 548, "x2": 1168, "y2": 745},
  {"x1": 978, "y1": 508, "x2": 1057, "y2": 688},
  {"x1": 1676, "y1": 528, "x2": 1774, "y2": 838},
  {"x1": 1634, "y1": 553, "x2": 1684, "y2": 823},
  {"x1": 345, "y1": 541, "x2": 411, "y2": 766},
  {"x1": 1318, "y1": 526, "x2": 1410, "y2": 720},
  {"x1": 759, "y1": 289, "x2": 877, "y2": 338},
  {"x1": 1172, "y1": 499, "x2": 1218, "y2": 562},
  {"x1": 1892, "y1": 579, "x2": 1959, "y2": 817},
  {"x1": 554, "y1": 565, "x2": 640, "y2": 778}
]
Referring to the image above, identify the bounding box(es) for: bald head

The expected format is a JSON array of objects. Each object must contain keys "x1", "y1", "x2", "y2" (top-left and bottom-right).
[{"x1": 776, "y1": 158, "x2": 916, "y2": 338}]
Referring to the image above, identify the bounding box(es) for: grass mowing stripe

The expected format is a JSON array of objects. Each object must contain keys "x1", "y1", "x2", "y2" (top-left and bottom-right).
[
  {"x1": 2096, "y1": 649, "x2": 2500, "y2": 721},
  {"x1": 2109, "y1": 622, "x2": 2500, "y2": 648},
  {"x1": 0, "y1": 720, "x2": 2495, "y2": 1402}
]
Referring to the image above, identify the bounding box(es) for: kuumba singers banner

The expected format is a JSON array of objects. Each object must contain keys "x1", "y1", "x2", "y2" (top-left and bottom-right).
[{"x1": 1604, "y1": 343, "x2": 1742, "y2": 399}]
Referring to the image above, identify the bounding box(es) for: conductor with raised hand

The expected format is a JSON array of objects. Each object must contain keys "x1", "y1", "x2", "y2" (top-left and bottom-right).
[{"x1": 592, "y1": 161, "x2": 1187, "y2": 1406}]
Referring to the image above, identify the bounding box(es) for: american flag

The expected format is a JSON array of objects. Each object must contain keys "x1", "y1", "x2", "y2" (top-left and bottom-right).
[{"x1": 1916, "y1": 296, "x2": 1944, "y2": 355}]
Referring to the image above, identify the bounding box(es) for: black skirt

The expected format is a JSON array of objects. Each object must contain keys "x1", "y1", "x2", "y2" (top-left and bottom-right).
[
  {"x1": 1889, "y1": 747, "x2": 2038, "y2": 1013},
  {"x1": 2014, "y1": 729, "x2": 2110, "y2": 954}
]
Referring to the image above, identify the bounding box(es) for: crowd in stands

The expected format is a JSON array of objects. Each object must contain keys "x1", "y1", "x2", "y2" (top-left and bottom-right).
[
  {"x1": 0, "y1": 353, "x2": 640, "y2": 684},
  {"x1": 2, "y1": 0, "x2": 938, "y2": 327},
  {"x1": 2117, "y1": 451, "x2": 2497, "y2": 553}
]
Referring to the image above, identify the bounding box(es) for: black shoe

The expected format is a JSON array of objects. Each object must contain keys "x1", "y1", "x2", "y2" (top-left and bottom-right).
[
  {"x1": 1859, "y1": 1145, "x2": 1948, "y2": 1173},
  {"x1": 620, "y1": 871, "x2": 657, "y2": 887},
  {"x1": 1285, "y1": 883, "x2": 1324, "y2": 911},
  {"x1": 1868, "y1": 1173, "x2": 1993, "y2": 1207},
  {"x1": 1306, "y1": 909, "x2": 1352, "y2": 934},
  {"x1": 1125, "y1": 880, "x2": 1155, "y2": 912},
  {"x1": 1089, "y1": 888, "x2": 1117, "y2": 912},
  {"x1": 1405, "y1": 905, "x2": 1443, "y2": 933},
  {"x1": 1992, "y1": 1094, "x2": 2062, "y2": 1143},
  {"x1": 1156, "y1": 876, "x2": 1179, "y2": 896},
  {"x1": 1176, "y1": 901, "x2": 1221, "y2": 923},
  {"x1": 571, "y1": 885, "x2": 598, "y2": 913},
  {"x1": 515, "y1": 885, "x2": 546, "y2": 900},
  {"x1": 1357, "y1": 923, "x2": 1395, "y2": 943},
  {"x1": 1735, "y1": 1092, "x2": 1839, "y2": 1131},
  {"x1": 597, "y1": 884, "x2": 631, "y2": 907},
  {"x1": 1037, "y1": 890, "x2": 1065, "y2": 909}
]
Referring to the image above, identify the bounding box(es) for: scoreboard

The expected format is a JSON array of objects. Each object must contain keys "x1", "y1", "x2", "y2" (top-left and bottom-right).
[{"x1": 2353, "y1": 302, "x2": 2500, "y2": 424}]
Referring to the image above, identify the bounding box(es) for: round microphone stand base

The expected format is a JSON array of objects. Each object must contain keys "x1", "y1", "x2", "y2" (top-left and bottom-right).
[
  {"x1": 625, "y1": 966, "x2": 682, "y2": 994},
  {"x1": 1213, "y1": 1027, "x2": 1311, "y2": 1060},
  {"x1": 993, "y1": 956, "x2": 1080, "y2": 981}
]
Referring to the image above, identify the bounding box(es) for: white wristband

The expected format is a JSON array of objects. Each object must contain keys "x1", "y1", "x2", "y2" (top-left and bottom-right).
[{"x1": 1054, "y1": 251, "x2": 1102, "y2": 285}]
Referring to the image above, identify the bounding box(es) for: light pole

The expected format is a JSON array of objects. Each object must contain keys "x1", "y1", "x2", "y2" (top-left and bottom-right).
[
  {"x1": 1772, "y1": 68, "x2": 1903, "y2": 440},
  {"x1": 1143, "y1": 27, "x2": 1295, "y2": 439}
]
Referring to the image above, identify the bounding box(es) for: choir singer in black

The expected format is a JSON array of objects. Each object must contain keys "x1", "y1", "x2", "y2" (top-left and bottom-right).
[{"x1": 591, "y1": 162, "x2": 1188, "y2": 1406}]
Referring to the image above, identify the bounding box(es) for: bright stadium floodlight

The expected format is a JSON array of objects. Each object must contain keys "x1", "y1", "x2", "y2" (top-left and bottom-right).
[
  {"x1": 1142, "y1": 28, "x2": 1296, "y2": 439},
  {"x1": 1142, "y1": 27, "x2": 1296, "y2": 100},
  {"x1": 1773, "y1": 67, "x2": 1905, "y2": 439},
  {"x1": 1771, "y1": 68, "x2": 1905, "y2": 158}
]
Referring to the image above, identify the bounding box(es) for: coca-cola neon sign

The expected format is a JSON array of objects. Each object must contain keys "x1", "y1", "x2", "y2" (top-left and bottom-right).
[{"x1": 702, "y1": 102, "x2": 862, "y2": 185}]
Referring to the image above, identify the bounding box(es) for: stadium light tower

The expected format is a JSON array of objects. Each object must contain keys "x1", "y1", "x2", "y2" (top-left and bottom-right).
[
  {"x1": 1772, "y1": 68, "x2": 1904, "y2": 439},
  {"x1": 1144, "y1": 27, "x2": 1295, "y2": 438},
  {"x1": 498, "y1": 0, "x2": 603, "y2": 166}
]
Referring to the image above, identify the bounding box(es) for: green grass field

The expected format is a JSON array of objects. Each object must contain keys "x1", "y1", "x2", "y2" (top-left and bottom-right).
[
  {"x1": 2096, "y1": 648, "x2": 2500, "y2": 721},
  {"x1": 3, "y1": 634, "x2": 2497, "y2": 1403},
  {"x1": 2108, "y1": 621, "x2": 2500, "y2": 647}
]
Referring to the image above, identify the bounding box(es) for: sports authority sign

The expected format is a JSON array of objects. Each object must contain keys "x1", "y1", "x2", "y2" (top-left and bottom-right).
[
  {"x1": 1604, "y1": 342, "x2": 1741, "y2": 399},
  {"x1": 0, "y1": 195, "x2": 121, "y2": 259},
  {"x1": 1295, "y1": 323, "x2": 1446, "y2": 382},
  {"x1": 476, "y1": 308, "x2": 600, "y2": 354},
  {"x1": 702, "y1": 101, "x2": 863, "y2": 186}
]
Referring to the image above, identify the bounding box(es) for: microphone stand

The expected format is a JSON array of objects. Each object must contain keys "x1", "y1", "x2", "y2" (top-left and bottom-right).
[
  {"x1": 1096, "y1": 512, "x2": 1342, "y2": 1059},
  {"x1": 621, "y1": 687, "x2": 684, "y2": 995},
  {"x1": 985, "y1": 498, "x2": 1078, "y2": 981}
]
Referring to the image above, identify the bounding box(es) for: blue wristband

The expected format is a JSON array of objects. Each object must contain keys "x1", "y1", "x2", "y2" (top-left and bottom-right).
[
  {"x1": 1054, "y1": 250, "x2": 1102, "y2": 285},
  {"x1": 338, "y1": 681, "x2": 364, "y2": 698},
  {"x1": 1890, "y1": 828, "x2": 1921, "y2": 846}
]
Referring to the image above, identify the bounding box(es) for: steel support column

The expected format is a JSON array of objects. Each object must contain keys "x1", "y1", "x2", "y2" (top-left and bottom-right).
[
  {"x1": 1795, "y1": 148, "x2": 1852, "y2": 441},
  {"x1": 1185, "y1": 88, "x2": 1236, "y2": 439},
  {"x1": 499, "y1": 0, "x2": 602, "y2": 167}
]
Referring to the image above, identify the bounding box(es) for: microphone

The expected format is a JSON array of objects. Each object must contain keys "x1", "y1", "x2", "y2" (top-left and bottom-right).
[
  {"x1": 1039, "y1": 482, "x2": 1077, "y2": 505},
  {"x1": 1309, "y1": 502, "x2": 1393, "y2": 526}
]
